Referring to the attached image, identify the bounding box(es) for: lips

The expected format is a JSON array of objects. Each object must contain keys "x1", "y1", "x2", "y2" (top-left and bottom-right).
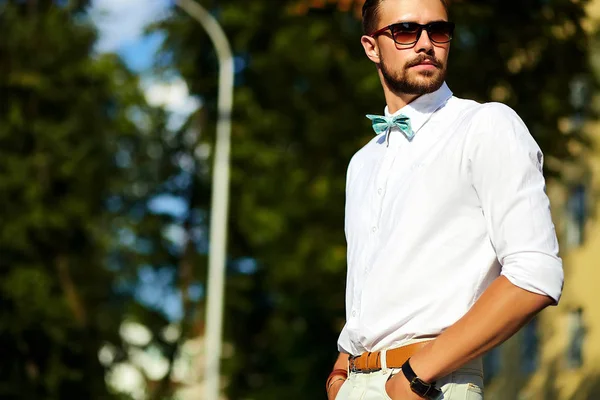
[{"x1": 408, "y1": 57, "x2": 441, "y2": 69}]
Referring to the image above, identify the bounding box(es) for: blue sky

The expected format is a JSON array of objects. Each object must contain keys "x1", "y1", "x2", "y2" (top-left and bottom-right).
[
  {"x1": 90, "y1": 0, "x2": 171, "y2": 70},
  {"x1": 90, "y1": 0, "x2": 201, "y2": 321},
  {"x1": 90, "y1": 0, "x2": 200, "y2": 124}
]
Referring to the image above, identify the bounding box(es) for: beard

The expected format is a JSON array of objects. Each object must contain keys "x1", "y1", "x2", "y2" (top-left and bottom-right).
[{"x1": 379, "y1": 53, "x2": 446, "y2": 96}]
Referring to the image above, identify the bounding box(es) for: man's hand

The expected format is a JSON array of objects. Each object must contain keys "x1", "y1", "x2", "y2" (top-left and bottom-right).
[
  {"x1": 326, "y1": 378, "x2": 346, "y2": 400},
  {"x1": 385, "y1": 372, "x2": 423, "y2": 400},
  {"x1": 327, "y1": 353, "x2": 349, "y2": 399}
]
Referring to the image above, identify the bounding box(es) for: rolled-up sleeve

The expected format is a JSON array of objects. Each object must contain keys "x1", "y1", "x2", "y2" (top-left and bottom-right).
[{"x1": 469, "y1": 103, "x2": 564, "y2": 303}]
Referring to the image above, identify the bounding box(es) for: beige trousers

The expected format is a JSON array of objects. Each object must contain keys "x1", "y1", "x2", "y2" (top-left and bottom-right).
[{"x1": 335, "y1": 352, "x2": 484, "y2": 400}]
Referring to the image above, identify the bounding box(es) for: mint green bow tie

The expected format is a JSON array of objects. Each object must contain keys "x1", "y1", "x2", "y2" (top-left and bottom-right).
[{"x1": 366, "y1": 114, "x2": 414, "y2": 141}]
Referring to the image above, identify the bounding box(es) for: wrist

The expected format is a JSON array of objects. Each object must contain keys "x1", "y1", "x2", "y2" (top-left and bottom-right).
[
  {"x1": 326, "y1": 376, "x2": 346, "y2": 394},
  {"x1": 326, "y1": 368, "x2": 348, "y2": 393},
  {"x1": 402, "y1": 358, "x2": 442, "y2": 400},
  {"x1": 408, "y1": 346, "x2": 437, "y2": 383}
]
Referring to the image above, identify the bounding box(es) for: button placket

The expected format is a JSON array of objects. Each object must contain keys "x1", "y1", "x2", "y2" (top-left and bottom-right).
[{"x1": 372, "y1": 144, "x2": 400, "y2": 233}]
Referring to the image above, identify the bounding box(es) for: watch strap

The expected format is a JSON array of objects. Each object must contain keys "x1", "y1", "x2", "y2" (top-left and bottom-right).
[{"x1": 401, "y1": 358, "x2": 443, "y2": 400}]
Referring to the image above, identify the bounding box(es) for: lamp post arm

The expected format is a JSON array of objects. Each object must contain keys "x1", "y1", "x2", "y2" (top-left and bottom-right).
[{"x1": 176, "y1": 0, "x2": 233, "y2": 62}]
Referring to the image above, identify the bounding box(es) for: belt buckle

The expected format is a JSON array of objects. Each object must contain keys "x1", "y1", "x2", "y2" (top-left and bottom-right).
[
  {"x1": 349, "y1": 353, "x2": 380, "y2": 373},
  {"x1": 348, "y1": 355, "x2": 359, "y2": 373}
]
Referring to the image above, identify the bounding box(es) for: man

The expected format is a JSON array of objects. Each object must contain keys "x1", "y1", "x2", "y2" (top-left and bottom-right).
[{"x1": 325, "y1": 0, "x2": 564, "y2": 399}]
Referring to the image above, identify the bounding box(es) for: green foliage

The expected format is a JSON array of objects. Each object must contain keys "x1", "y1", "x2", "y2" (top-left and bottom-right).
[
  {"x1": 157, "y1": 0, "x2": 595, "y2": 399},
  {"x1": 1, "y1": 0, "x2": 593, "y2": 398},
  {"x1": 447, "y1": 0, "x2": 593, "y2": 170},
  {"x1": 0, "y1": 1, "x2": 157, "y2": 398}
]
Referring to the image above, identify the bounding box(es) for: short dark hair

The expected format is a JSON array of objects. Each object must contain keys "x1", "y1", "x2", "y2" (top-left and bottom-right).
[{"x1": 362, "y1": 0, "x2": 450, "y2": 35}]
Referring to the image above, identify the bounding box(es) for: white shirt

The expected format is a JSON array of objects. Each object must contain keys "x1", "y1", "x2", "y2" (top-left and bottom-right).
[{"x1": 338, "y1": 83, "x2": 564, "y2": 356}]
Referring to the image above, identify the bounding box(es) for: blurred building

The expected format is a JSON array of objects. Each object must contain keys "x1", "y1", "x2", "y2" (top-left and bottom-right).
[{"x1": 484, "y1": 1, "x2": 600, "y2": 398}]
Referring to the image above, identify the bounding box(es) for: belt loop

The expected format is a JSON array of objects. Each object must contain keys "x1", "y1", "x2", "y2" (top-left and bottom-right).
[{"x1": 380, "y1": 348, "x2": 388, "y2": 373}]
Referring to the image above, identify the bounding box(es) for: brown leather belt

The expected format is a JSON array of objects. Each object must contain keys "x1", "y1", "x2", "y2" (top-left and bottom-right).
[{"x1": 348, "y1": 341, "x2": 430, "y2": 373}]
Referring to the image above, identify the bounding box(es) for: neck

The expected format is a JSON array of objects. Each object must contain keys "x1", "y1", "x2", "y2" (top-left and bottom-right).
[
  {"x1": 384, "y1": 89, "x2": 422, "y2": 114},
  {"x1": 380, "y1": 76, "x2": 423, "y2": 113}
]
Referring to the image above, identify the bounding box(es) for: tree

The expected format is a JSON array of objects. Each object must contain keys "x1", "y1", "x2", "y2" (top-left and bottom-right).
[
  {"x1": 0, "y1": 1, "x2": 164, "y2": 398},
  {"x1": 156, "y1": 0, "x2": 593, "y2": 398}
]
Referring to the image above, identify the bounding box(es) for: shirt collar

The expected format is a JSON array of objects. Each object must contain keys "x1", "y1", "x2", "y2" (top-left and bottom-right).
[{"x1": 384, "y1": 82, "x2": 453, "y2": 135}]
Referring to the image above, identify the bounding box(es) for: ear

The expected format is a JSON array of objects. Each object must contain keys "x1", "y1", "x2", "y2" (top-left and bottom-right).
[{"x1": 361, "y1": 35, "x2": 381, "y2": 64}]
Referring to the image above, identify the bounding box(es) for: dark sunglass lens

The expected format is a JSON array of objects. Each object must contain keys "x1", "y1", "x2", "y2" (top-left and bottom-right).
[
  {"x1": 392, "y1": 22, "x2": 420, "y2": 44},
  {"x1": 428, "y1": 22, "x2": 454, "y2": 43}
]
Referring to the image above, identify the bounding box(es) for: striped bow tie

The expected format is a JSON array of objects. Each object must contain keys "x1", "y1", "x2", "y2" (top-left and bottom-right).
[{"x1": 366, "y1": 114, "x2": 414, "y2": 141}]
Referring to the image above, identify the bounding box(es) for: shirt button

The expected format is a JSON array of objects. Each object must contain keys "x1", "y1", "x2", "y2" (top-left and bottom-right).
[
  {"x1": 371, "y1": 226, "x2": 377, "y2": 233},
  {"x1": 378, "y1": 188, "x2": 383, "y2": 195},
  {"x1": 352, "y1": 310, "x2": 357, "y2": 317}
]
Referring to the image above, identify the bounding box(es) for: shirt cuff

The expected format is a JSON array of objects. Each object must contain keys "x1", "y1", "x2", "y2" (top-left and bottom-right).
[{"x1": 500, "y1": 252, "x2": 564, "y2": 304}]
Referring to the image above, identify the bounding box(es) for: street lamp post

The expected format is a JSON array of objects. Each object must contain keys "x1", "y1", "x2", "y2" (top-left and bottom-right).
[{"x1": 174, "y1": 1, "x2": 234, "y2": 400}]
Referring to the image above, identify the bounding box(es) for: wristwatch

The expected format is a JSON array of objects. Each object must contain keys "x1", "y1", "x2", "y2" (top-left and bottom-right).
[{"x1": 401, "y1": 358, "x2": 443, "y2": 400}]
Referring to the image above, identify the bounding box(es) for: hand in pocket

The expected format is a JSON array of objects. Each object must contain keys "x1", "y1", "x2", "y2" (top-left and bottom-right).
[{"x1": 384, "y1": 373, "x2": 425, "y2": 400}]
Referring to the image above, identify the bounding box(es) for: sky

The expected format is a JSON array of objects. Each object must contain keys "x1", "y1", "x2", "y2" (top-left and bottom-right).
[
  {"x1": 90, "y1": 0, "x2": 202, "y2": 321},
  {"x1": 89, "y1": 0, "x2": 201, "y2": 126},
  {"x1": 90, "y1": 0, "x2": 170, "y2": 67}
]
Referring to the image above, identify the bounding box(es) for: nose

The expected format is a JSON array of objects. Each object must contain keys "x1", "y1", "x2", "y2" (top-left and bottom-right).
[{"x1": 414, "y1": 28, "x2": 434, "y2": 53}]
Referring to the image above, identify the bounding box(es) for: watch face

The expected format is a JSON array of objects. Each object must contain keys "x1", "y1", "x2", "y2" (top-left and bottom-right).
[
  {"x1": 411, "y1": 378, "x2": 442, "y2": 400},
  {"x1": 429, "y1": 390, "x2": 444, "y2": 400},
  {"x1": 410, "y1": 378, "x2": 431, "y2": 396},
  {"x1": 427, "y1": 388, "x2": 444, "y2": 400}
]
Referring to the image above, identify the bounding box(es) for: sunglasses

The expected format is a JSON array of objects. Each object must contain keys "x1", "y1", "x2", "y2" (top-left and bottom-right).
[{"x1": 370, "y1": 21, "x2": 455, "y2": 45}]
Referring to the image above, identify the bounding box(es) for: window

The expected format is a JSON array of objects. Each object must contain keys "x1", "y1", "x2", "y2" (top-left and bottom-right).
[
  {"x1": 566, "y1": 308, "x2": 586, "y2": 369},
  {"x1": 521, "y1": 318, "x2": 539, "y2": 374},
  {"x1": 483, "y1": 346, "x2": 501, "y2": 383},
  {"x1": 564, "y1": 184, "x2": 587, "y2": 248},
  {"x1": 569, "y1": 76, "x2": 590, "y2": 131}
]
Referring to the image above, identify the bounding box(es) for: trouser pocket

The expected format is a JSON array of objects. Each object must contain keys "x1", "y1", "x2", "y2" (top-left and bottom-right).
[
  {"x1": 445, "y1": 370, "x2": 484, "y2": 400},
  {"x1": 333, "y1": 378, "x2": 352, "y2": 400},
  {"x1": 383, "y1": 370, "x2": 396, "y2": 400}
]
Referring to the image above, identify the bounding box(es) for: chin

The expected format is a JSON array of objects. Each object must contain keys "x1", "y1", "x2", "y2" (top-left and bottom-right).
[
  {"x1": 407, "y1": 80, "x2": 444, "y2": 95},
  {"x1": 412, "y1": 72, "x2": 444, "y2": 86},
  {"x1": 412, "y1": 69, "x2": 439, "y2": 79}
]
